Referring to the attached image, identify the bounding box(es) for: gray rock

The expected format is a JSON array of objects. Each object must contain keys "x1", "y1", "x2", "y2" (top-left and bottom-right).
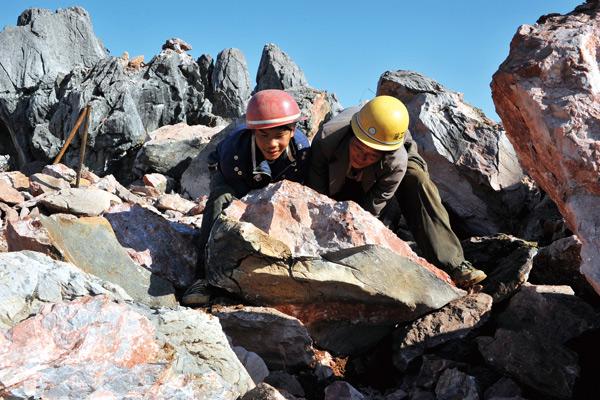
[
  {"x1": 477, "y1": 283, "x2": 598, "y2": 399},
  {"x1": 211, "y1": 48, "x2": 251, "y2": 118},
  {"x1": 0, "y1": 7, "x2": 107, "y2": 168},
  {"x1": 198, "y1": 54, "x2": 214, "y2": 100},
  {"x1": 324, "y1": 381, "x2": 365, "y2": 400},
  {"x1": 162, "y1": 37, "x2": 192, "y2": 53},
  {"x1": 0, "y1": 154, "x2": 12, "y2": 171},
  {"x1": 392, "y1": 293, "x2": 493, "y2": 371},
  {"x1": 133, "y1": 122, "x2": 224, "y2": 179},
  {"x1": 477, "y1": 329, "x2": 577, "y2": 400},
  {"x1": 434, "y1": 368, "x2": 479, "y2": 400},
  {"x1": 264, "y1": 371, "x2": 305, "y2": 398},
  {"x1": 287, "y1": 86, "x2": 342, "y2": 140},
  {"x1": 416, "y1": 356, "x2": 460, "y2": 390},
  {"x1": 0, "y1": 7, "x2": 106, "y2": 93},
  {"x1": 180, "y1": 120, "x2": 244, "y2": 199},
  {"x1": 0, "y1": 250, "x2": 130, "y2": 329},
  {"x1": 484, "y1": 378, "x2": 522, "y2": 400},
  {"x1": 242, "y1": 383, "x2": 289, "y2": 400},
  {"x1": 104, "y1": 203, "x2": 199, "y2": 289},
  {"x1": 213, "y1": 305, "x2": 316, "y2": 370},
  {"x1": 234, "y1": 346, "x2": 270, "y2": 385},
  {"x1": 462, "y1": 234, "x2": 538, "y2": 302},
  {"x1": 255, "y1": 43, "x2": 308, "y2": 92},
  {"x1": 40, "y1": 188, "x2": 121, "y2": 216},
  {"x1": 531, "y1": 235, "x2": 599, "y2": 306},
  {"x1": 498, "y1": 283, "x2": 599, "y2": 344},
  {"x1": 377, "y1": 70, "x2": 528, "y2": 237},
  {"x1": 39, "y1": 213, "x2": 177, "y2": 307}
]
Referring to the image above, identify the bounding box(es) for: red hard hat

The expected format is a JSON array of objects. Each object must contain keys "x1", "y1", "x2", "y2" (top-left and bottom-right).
[{"x1": 246, "y1": 89, "x2": 303, "y2": 130}]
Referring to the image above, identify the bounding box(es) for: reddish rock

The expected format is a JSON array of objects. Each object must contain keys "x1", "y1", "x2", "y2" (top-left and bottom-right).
[
  {"x1": 0, "y1": 171, "x2": 29, "y2": 191},
  {"x1": 29, "y1": 173, "x2": 70, "y2": 196},
  {"x1": 156, "y1": 193, "x2": 196, "y2": 214},
  {"x1": 0, "y1": 295, "x2": 253, "y2": 399},
  {"x1": 129, "y1": 184, "x2": 162, "y2": 198},
  {"x1": 0, "y1": 203, "x2": 18, "y2": 223},
  {"x1": 143, "y1": 172, "x2": 168, "y2": 192},
  {"x1": 209, "y1": 181, "x2": 465, "y2": 354},
  {"x1": 5, "y1": 218, "x2": 55, "y2": 255},
  {"x1": 0, "y1": 181, "x2": 24, "y2": 205},
  {"x1": 105, "y1": 203, "x2": 199, "y2": 288},
  {"x1": 42, "y1": 163, "x2": 77, "y2": 182},
  {"x1": 491, "y1": 2, "x2": 600, "y2": 294},
  {"x1": 224, "y1": 180, "x2": 450, "y2": 284}
]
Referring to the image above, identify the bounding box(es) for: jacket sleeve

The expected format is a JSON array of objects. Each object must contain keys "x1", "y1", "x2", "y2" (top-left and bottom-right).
[
  {"x1": 306, "y1": 135, "x2": 330, "y2": 195},
  {"x1": 361, "y1": 151, "x2": 408, "y2": 217}
]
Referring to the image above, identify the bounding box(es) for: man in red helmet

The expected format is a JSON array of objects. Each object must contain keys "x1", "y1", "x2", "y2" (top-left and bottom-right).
[{"x1": 182, "y1": 89, "x2": 310, "y2": 305}]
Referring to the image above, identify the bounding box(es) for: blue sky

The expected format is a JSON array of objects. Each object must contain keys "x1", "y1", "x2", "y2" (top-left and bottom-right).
[{"x1": 2, "y1": 1, "x2": 581, "y2": 120}]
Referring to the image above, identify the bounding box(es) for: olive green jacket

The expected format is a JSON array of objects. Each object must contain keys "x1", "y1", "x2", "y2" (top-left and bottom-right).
[{"x1": 307, "y1": 107, "x2": 415, "y2": 217}]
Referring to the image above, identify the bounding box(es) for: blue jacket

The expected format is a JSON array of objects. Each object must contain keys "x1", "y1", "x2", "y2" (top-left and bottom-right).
[{"x1": 209, "y1": 125, "x2": 311, "y2": 198}]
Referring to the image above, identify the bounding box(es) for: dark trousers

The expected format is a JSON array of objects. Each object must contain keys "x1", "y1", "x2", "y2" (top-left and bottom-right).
[
  {"x1": 196, "y1": 171, "x2": 235, "y2": 277},
  {"x1": 396, "y1": 159, "x2": 465, "y2": 272}
]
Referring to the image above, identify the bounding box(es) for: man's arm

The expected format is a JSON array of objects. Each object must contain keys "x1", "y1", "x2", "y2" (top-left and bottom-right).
[
  {"x1": 306, "y1": 135, "x2": 330, "y2": 195},
  {"x1": 360, "y1": 165, "x2": 405, "y2": 217}
]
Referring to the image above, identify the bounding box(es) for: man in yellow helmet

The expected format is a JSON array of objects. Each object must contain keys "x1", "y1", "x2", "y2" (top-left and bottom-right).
[{"x1": 307, "y1": 95, "x2": 486, "y2": 288}]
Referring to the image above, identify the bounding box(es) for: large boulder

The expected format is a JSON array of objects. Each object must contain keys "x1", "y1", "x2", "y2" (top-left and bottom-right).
[
  {"x1": 133, "y1": 122, "x2": 225, "y2": 179},
  {"x1": 377, "y1": 70, "x2": 529, "y2": 237},
  {"x1": 287, "y1": 86, "x2": 343, "y2": 140},
  {"x1": 104, "y1": 203, "x2": 199, "y2": 289},
  {"x1": 206, "y1": 181, "x2": 464, "y2": 355},
  {"x1": 0, "y1": 250, "x2": 130, "y2": 330},
  {"x1": 0, "y1": 295, "x2": 254, "y2": 398},
  {"x1": 255, "y1": 43, "x2": 308, "y2": 92},
  {"x1": 211, "y1": 48, "x2": 252, "y2": 118},
  {"x1": 0, "y1": 7, "x2": 106, "y2": 93},
  {"x1": 38, "y1": 213, "x2": 177, "y2": 307},
  {"x1": 491, "y1": 2, "x2": 600, "y2": 294},
  {"x1": 0, "y1": 7, "x2": 107, "y2": 167}
]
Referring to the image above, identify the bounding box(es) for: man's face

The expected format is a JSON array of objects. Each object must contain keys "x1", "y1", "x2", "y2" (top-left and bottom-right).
[
  {"x1": 254, "y1": 124, "x2": 295, "y2": 161},
  {"x1": 349, "y1": 136, "x2": 384, "y2": 169}
]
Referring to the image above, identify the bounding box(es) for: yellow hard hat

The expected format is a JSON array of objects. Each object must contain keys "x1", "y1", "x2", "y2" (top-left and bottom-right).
[{"x1": 350, "y1": 96, "x2": 409, "y2": 151}]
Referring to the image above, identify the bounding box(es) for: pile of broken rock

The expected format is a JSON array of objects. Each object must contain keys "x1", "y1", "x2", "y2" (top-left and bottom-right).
[
  {"x1": 1, "y1": 3, "x2": 600, "y2": 400},
  {"x1": 1, "y1": 164, "x2": 598, "y2": 399}
]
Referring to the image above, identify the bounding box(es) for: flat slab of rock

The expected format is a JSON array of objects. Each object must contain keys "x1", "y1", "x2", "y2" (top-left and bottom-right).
[
  {"x1": 29, "y1": 173, "x2": 70, "y2": 195},
  {"x1": 105, "y1": 203, "x2": 198, "y2": 288},
  {"x1": 491, "y1": 2, "x2": 600, "y2": 295},
  {"x1": 0, "y1": 181, "x2": 24, "y2": 205},
  {"x1": 0, "y1": 295, "x2": 253, "y2": 399},
  {"x1": 40, "y1": 188, "x2": 121, "y2": 216},
  {"x1": 41, "y1": 163, "x2": 77, "y2": 182},
  {"x1": 208, "y1": 185, "x2": 464, "y2": 355},
  {"x1": 40, "y1": 214, "x2": 176, "y2": 307},
  {"x1": 213, "y1": 305, "x2": 316, "y2": 370},
  {"x1": 392, "y1": 293, "x2": 493, "y2": 371}
]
